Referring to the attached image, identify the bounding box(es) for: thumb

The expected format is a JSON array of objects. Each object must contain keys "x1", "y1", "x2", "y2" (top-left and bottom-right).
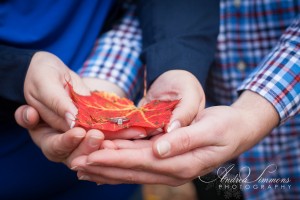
[
  {"x1": 41, "y1": 81, "x2": 78, "y2": 128},
  {"x1": 15, "y1": 105, "x2": 40, "y2": 129},
  {"x1": 167, "y1": 89, "x2": 205, "y2": 133},
  {"x1": 153, "y1": 122, "x2": 213, "y2": 158},
  {"x1": 37, "y1": 127, "x2": 86, "y2": 163},
  {"x1": 37, "y1": 73, "x2": 91, "y2": 129},
  {"x1": 49, "y1": 73, "x2": 93, "y2": 128}
]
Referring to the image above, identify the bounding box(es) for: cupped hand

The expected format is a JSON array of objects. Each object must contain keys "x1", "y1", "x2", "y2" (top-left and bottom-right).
[
  {"x1": 15, "y1": 105, "x2": 146, "y2": 153},
  {"x1": 14, "y1": 104, "x2": 146, "y2": 166},
  {"x1": 15, "y1": 105, "x2": 104, "y2": 167},
  {"x1": 24, "y1": 51, "x2": 90, "y2": 132},
  {"x1": 24, "y1": 52, "x2": 147, "y2": 138},
  {"x1": 70, "y1": 91, "x2": 279, "y2": 185},
  {"x1": 70, "y1": 106, "x2": 246, "y2": 185},
  {"x1": 140, "y1": 70, "x2": 205, "y2": 134}
]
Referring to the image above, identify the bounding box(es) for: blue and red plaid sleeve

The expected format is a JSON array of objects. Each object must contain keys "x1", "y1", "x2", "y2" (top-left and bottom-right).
[
  {"x1": 78, "y1": 3, "x2": 143, "y2": 99},
  {"x1": 239, "y1": 16, "x2": 300, "y2": 123}
]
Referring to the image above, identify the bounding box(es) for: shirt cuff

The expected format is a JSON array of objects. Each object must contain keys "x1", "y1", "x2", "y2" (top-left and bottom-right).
[{"x1": 238, "y1": 21, "x2": 300, "y2": 124}]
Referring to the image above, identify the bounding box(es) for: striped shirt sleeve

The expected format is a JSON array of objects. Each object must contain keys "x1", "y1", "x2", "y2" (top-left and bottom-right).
[
  {"x1": 238, "y1": 16, "x2": 300, "y2": 123},
  {"x1": 78, "y1": 3, "x2": 143, "y2": 99}
]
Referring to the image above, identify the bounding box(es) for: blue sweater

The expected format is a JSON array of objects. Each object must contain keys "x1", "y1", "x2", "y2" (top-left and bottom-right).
[
  {"x1": 0, "y1": 1, "x2": 140, "y2": 199},
  {"x1": 0, "y1": 0, "x2": 112, "y2": 71}
]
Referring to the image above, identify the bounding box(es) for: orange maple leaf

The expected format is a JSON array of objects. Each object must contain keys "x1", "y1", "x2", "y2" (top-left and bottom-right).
[{"x1": 68, "y1": 83, "x2": 179, "y2": 131}]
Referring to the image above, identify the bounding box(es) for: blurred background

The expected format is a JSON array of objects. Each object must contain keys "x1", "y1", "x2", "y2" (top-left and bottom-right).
[{"x1": 143, "y1": 182, "x2": 197, "y2": 200}]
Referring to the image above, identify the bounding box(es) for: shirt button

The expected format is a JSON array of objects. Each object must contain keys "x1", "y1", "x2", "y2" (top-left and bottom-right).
[
  {"x1": 234, "y1": 0, "x2": 241, "y2": 8},
  {"x1": 237, "y1": 61, "x2": 246, "y2": 71}
]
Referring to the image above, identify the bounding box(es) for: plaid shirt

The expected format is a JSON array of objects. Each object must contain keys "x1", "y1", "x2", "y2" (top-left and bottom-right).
[
  {"x1": 78, "y1": 3, "x2": 143, "y2": 99},
  {"x1": 80, "y1": 1, "x2": 300, "y2": 199},
  {"x1": 206, "y1": 1, "x2": 300, "y2": 199}
]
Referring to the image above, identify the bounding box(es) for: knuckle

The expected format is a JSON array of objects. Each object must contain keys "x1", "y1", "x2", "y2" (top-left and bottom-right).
[
  {"x1": 179, "y1": 130, "x2": 192, "y2": 152},
  {"x1": 191, "y1": 149, "x2": 218, "y2": 176},
  {"x1": 183, "y1": 112, "x2": 195, "y2": 126},
  {"x1": 176, "y1": 109, "x2": 196, "y2": 127},
  {"x1": 124, "y1": 172, "x2": 136, "y2": 183},
  {"x1": 41, "y1": 148, "x2": 61, "y2": 162},
  {"x1": 42, "y1": 140, "x2": 68, "y2": 163},
  {"x1": 50, "y1": 117, "x2": 68, "y2": 131},
  {"x1": 167, "y1": 162, "x2": 195, "y2": 180},
  {"x1": 50, "y1": 98, "x2": 62, "y2": 116},
  {"x1": 53, "y1": 146, "x2": 68, "y2": 159},
  {"x1": 177, "y1": 166, "x2": 197, "y2": 180}
]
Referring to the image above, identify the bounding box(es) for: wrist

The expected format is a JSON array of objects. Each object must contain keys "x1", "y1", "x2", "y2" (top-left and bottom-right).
[
  {"x1": 231, "y1": 90, "x2": 279, "y2": 152},
  {"x1": 232, "y1": 90, "x2": 279, "y2": 143}
]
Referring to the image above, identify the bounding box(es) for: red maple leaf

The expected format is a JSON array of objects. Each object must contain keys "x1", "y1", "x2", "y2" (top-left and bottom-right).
[{"x1": 68, "y1": 83, "x2": 179, "y2": 131}]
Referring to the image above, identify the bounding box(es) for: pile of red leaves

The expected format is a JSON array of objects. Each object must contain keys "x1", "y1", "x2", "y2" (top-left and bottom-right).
[{"x1": 68, "y1": 83, "x2": 179, "y2": 132}]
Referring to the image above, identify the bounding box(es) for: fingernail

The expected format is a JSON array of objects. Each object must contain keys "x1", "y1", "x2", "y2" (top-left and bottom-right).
[
  {"x1": 167, "y1": 120, "x2": 181, "y2": 133},
  {"x1": 133, "y1": 134, "x2": 147, "y2": 139},
  {"x1": 74, "y1": 132, "x2": 85, "y2": 139},
  {"x1": 96, "y1": 183, "x2": 103, "y2": 186},
  {"x1": 71, "y1": 166, "x2": 84, "y2": 171},
  {"x1": 156, "y1": 128, "x2": 163, "y2": 132},
  {"x1": 79, "y1": 175, "x2": 90, "y2": 181},
  {"x1": 70, "y1": 121, "x2": 75, "y2": 129},
  {"x1": 70, "y1": 166, "x2": 85, "y2": 172},
  {"x1": 23, "y1": 107, "x2": 29, "y2": 123},
  {"x1": 65, "y1": 112, "x2": 76, "y2": 128},
  {"x1": 72, "y1": 131, "x2": 85, "y2": 145},
  {"x1": 88, "y1": 132, "x2": 102, "y2": 147},
  {"x1": 156, "y1": 140, "x2": 171, "y2": 157}
]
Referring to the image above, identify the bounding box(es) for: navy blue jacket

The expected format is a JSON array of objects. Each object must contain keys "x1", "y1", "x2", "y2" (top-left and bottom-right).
[{"x1": 139, "y1": 0, "x2": 219, "y2": 86}]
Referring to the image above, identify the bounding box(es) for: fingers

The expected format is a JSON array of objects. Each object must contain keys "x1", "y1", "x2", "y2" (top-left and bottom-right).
[
  {"x1": 103, "y1": 127, "x2": 147, "y2": 140},
  {"x1": 24, "y1": 52, "x2": 75, "y2": 127},
  {"x1": 71, "y1": 147, "x2": 214, "y2": 184},
  {"x1": 143, "y1": 70, "x2": 204, "y2": 133},
  {"x1": 167, "y1": 72, "x2": 205, "y2": 132},
  {"x1": 36, "y1": 80, "x2": 78, "y2": 127},
  {"x1": 102, "y1": 139, "x2": 152, "y2": 149},
  {"x1": 153, "y1": 120, "x2": 215, "y2": 158},
  {"x1": 101, "y1": 140, "x2": 118, "y2": 149},
  {"x1": 15, "y1": 105, "x2": 40, "y2": 129},
  {"x1": 76, "y1": 147, "x2": 200, "y2": 177},
  {"x1": 76, "y1": 166, "x2": 185, "y2": 186},
  {"x1": 25, "y1": 98, "x2": 70, "y2": 131},
  {"x1": 85, "y1": 148, "x2": 155, "y2": 169},
  {"x1": 29, "y1": 126, "x2": 86, "y2": 163},
  {"x1": 67, "y1": 129, "x2": 104, "y2": 168}
]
